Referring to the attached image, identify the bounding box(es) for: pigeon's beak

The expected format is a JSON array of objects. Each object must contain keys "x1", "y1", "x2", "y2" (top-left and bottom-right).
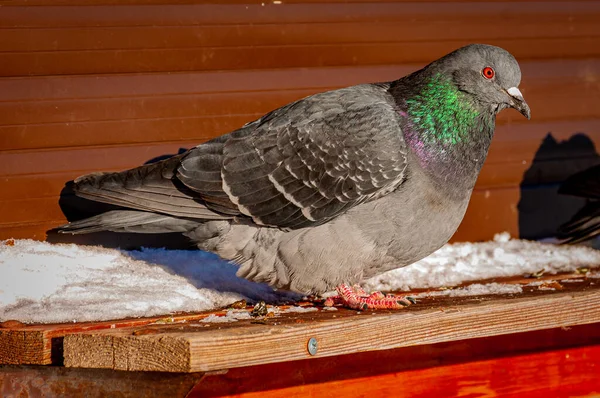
[{"x1": 506, "y1": 87, "x2": 531, "y2": 120}]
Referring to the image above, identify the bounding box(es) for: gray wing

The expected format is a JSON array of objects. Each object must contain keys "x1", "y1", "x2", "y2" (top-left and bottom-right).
[{"x1": 178, "y1": 84, "x2": 408, "y2": 229}]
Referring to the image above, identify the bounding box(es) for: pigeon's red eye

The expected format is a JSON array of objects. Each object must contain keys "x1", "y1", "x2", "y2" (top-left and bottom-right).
[{"x1": 482, "y1": 67, "x2": 495, "y2": 79}]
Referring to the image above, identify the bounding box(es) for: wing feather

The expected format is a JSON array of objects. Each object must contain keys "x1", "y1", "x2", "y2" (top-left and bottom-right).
[{"x1": 174, "y1": 83, "x2": 408, "y2": 228}]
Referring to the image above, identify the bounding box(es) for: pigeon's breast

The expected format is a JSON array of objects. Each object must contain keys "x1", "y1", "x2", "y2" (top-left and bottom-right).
[{"x1": 339, "y1": 163, "x2": 472, "y2": 276}]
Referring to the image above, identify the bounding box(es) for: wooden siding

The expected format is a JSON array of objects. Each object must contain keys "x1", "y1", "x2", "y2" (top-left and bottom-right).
[{"x1": 1, "y1": 1, "x2": 599, "y2": 243}]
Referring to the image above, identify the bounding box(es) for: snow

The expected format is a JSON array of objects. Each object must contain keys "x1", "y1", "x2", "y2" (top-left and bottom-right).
[
  {"x1": 1, "y1": 233, "x2": 599, "y2": 324},
  {"x1": 200, "y1": 310, "x2": 253, "y2": 323},
  {"x1": 0, "y1": 239, "x2": 296, "y2": 324},
  {"x1": 275, "y1": 305, "x2": 319, "y2": 314},
  {"x1": 414, "y1": 283, "x2": 523, "y2": 298},
  {"x1": 364, "y1": 232, "x2": 600, "y2": 292}
]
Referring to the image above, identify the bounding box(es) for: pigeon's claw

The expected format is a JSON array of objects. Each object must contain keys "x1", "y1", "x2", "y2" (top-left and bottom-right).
[{"x1": 323, "y1": 283, "x2": 414, "y2": 310}]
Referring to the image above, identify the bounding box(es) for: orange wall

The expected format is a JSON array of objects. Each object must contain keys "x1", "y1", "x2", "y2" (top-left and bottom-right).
[{"x1": 1, "y1": 0, "x2": 599, "y2": 243}]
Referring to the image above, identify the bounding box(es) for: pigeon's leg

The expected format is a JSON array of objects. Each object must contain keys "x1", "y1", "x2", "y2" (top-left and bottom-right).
[
  {"x1": 323, "y1": 283, "x2": 415, "y2": 310},
  {"x1": 322, "y1": 284, "x2": 364, "y2": 306},
  {"x1": 350, "y1": 284, "x2": 368, "y2": 296}
]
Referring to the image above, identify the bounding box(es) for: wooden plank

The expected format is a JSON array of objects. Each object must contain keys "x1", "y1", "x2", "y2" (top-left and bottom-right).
[
  {"x1": 195, "y1": 344, "x2": 600, "y2": 398},
  {"x1": 3, "y1": 0, "x2": 600, "y2": 7},
  {"x1": 1, "y1": 3, "x2": 598, "y2": 29},
  {"x1": 1, "y1": 327, "x2": 599, "y2": 398},
  {"x1": 0, "y1": 274, "x2": 596, "y2": 366},
  {"x1": 0, "y1": 312, "x2": 227, "y2": 365},
  {"x1": 2, "y1": 17, "x2": 599, "y2": 53},
  {"x1": 0, "y1": 366, "x2": 204, "y2": 398},
  {"x1": 192, "y1": 323, "x2": 600, "y2": 397},
  {"x1": 3, "y1": 37, "x2": 600, "y2": 77},
  {"x1": 0, "y1": 59, "x2": 594, "y2": 103},
  {"x1": 0, "y1": 90, "x2": 309, "y2": 126},
  {"x1": 0, "y1": 221, "x2": 59, "y2": 241},
  {"x1": 62, "y1": 281, "x2": 600, "y2": 372}
]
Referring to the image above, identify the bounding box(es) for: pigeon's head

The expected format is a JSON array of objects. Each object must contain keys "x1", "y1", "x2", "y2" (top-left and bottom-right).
[{"x1": 432, "y1": 44, "x2": 531, "y2": 120}]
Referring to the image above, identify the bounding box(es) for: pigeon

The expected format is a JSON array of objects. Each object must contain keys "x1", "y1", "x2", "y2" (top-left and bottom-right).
[
  {"x1": 59, "y1": 44, "x2": 531, "y2": 310},
  {"x1": 557, "y1": 164, "x2": 600, "y2": 244}
]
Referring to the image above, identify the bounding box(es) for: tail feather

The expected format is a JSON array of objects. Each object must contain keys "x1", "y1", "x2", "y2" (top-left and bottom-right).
[
  {"x1": 558, "y1": 164, "x2": 600, "y2": 244},
  {"x1": 557, "y1": 202, "x2": 600, "y2": 244},
  {"x1": 72, "y1": 155, "x2": 230, "y2": 221},
  {"x1": 58, "y1": 210, "x2": 201, "y2": 234},
  {"x1": 558, "y1": 164, "x2": 600, "y2": 199}
]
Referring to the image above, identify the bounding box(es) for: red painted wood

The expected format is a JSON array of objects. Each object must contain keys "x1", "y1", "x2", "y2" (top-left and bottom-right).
[
  {"x1": 241, "y1": 345, "x2": 600, "y2": 398},
  {"x1": 190, "y1": 324, "x2": 600, "y2": 397}
]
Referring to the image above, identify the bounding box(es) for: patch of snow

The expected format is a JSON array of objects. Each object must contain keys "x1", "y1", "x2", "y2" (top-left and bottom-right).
[
  {"x1": 364, "y1": 233, "x2": 600, "y2": 292},
  {"x1": 537, "y1": 285, "x2": 556, "y2": 291},
  {"x1": 493, "y1": 232, "x2": 511, "y2": 243},
  {"x1": 279, "y1": 306, "x2": 318, "y2": 314},
  {"x1": 0, "y1": 239, "x2": 295, "y2": 324},
  {"x1": 525, "y1": 281, "x2": 544, "y2": 287},
  {"x1": 415, "y1": 283, "x2": 523, "y2": 298},
  {"x1": 200, "y1": 310, "x2": 252, "y2": 323},
  {"x1": 2, "y1": 234, "x2": 599, "y2": 324}
]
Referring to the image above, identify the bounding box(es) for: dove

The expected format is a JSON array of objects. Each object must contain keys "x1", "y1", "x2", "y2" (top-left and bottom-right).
[
  {"x1": 557, "y1": 164, "x2": 600, "y2": 244},
  {"x1": 59, "y1": 44, "x2": 530, "y2": 310}
]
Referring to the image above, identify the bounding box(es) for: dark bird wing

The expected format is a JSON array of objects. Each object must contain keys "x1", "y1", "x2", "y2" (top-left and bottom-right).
[
  {"x1": 558, "y1": 164, "x2": 600, "y2": 199},
  {"x1": 557, "y1": 164, "x2": 600, "y2": 244},
  {"x1": 177, "y1": 84, "x2": 408, "y2": 229},
  {"x1": 68, "y1": 84, "x2": 408, "y2": 231}
]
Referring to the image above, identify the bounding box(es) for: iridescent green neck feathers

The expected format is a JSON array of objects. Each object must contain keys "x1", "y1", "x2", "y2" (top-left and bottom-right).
[
  {"x1": 397, "y1": 72, "x2": 496, "y2": 190},
  {"x1": 405, "y1": 73, "x2": 480, "y2": 146}
]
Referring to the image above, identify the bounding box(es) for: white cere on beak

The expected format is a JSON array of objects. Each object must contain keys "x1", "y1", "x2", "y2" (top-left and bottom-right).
[{"x1": 507, "y1": 87, "x2": 524, "y2": 100}]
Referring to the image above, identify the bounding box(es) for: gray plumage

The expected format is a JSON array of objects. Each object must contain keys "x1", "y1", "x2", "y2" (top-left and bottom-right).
[{"x1": 59, "y1": 44, "x2": 530, "y2": 295}]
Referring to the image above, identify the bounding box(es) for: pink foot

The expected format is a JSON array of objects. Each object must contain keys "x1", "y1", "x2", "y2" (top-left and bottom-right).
[{"x1": 323, "y1": 283, "x2": 415, "y2": 310}]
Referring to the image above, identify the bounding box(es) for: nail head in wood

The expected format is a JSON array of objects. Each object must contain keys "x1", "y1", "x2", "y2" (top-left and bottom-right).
[{"x1": 307, "y1": 337, "x2": 318, "y2": 356}]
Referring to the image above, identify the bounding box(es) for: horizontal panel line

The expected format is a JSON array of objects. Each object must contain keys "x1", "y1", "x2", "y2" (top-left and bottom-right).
[
  {"x1": 2, "y1": 1, "x2": 599, "y2": 6},
  {"x1": 2, "y1": 36, "x2": 600, "y2": 54},
  {"x1": 0, "y1": 138, "x2": 199, "y2": 157},
  {"x1": 0, "y1": 112, "x2": 261, "y2": 128},
  {"x1": 3, "y1": 56, "x2": 599, "y2": 79},
  {"x1": 1, "y1": 5, "x2": 598, "y2": 27},
  {"x1": 0, "y1": 86, "x2": 325, "y2": 104},
  {"x1": 0, "y1": 169, "x2": 105, "y2": 178},
  {"x1": 0, "y1": 62, "x2": 595, "y2": 103},
  {"x1": 0, "y1": 219, "x2": 66, "y2": 229},
  {"x1": 0, "y1": 113, "x2": 590, "y2": 132},
  {"x1": 2, "y1": 19, "x2": 599, "y2": 32}
]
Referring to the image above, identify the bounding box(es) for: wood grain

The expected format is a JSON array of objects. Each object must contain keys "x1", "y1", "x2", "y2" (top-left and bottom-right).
[
  {"x1": 191, "y1": 323, "x2": 600, "y2": 397},
  {"x1": 1, "y1": 76, "x2": 598, "y2": 152},
  {"x1": 1, "y1": 2, "x2": 599, "y2": 77},
  {"x1": 63, "y1": 283, "x2": 600, "y2": 372},
  {"x1": 1, "y1": 1, "x2": 599, "y2": 242},
  {"x1": 2, "y1": 3, "x2": 597, "y2": 30},
  {"x1": 0, "y1": 366, "x2": 204, "y2": 398},
  {"x1": 199, "y1": 344, "x2": 600, "y2": 398},
  {"x1": 0, "y1": 312, "x2": 223, "y2": 365}
]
